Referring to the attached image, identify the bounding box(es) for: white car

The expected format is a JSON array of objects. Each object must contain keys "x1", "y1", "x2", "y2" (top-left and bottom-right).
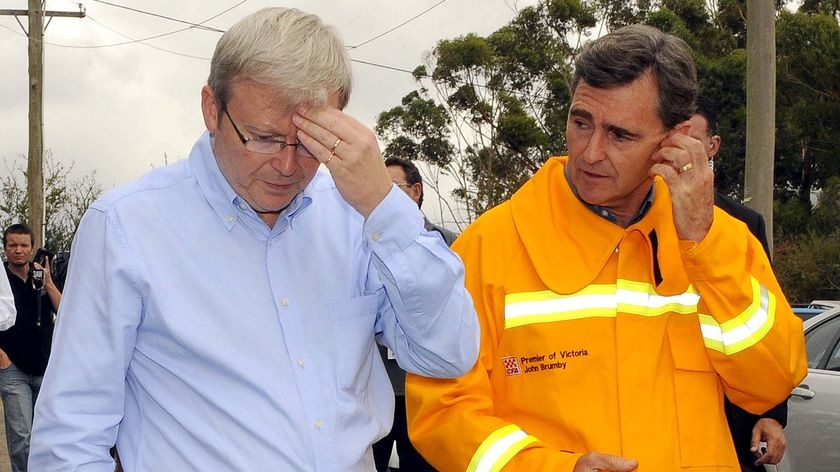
[{"x1": 770, "y1": 306, "x2": 840, "y2": 472}]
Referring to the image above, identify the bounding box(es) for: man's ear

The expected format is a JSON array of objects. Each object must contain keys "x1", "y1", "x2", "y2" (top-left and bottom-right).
[
  {"x1": 201, "y1": 85, "x2": 220, "y2": 134},
  {"x1": 409, "y1": 183, "x2": 423, "y2": 205},
  {"x1": 708, "y1": 135, "x2": 721, "y2": 159}
]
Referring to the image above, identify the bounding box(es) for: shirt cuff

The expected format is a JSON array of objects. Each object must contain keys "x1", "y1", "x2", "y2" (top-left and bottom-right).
[{"x1": 363, "y1": 186, "x2": 424, "y2": 256}]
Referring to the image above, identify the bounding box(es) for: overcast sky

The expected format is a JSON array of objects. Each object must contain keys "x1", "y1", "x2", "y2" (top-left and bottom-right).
[{"x1": 0, "y1": 0, "x2": 537, "y2": 201}]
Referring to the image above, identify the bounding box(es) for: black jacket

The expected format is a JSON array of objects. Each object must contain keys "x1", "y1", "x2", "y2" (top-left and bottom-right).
[{"x1": 715, "y1": 193, "x2": 788, "y2": 472}]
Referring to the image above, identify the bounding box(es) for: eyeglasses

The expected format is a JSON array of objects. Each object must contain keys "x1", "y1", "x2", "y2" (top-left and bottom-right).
[
  {"x1": 222, "y1": 107, "x2": 314, "y2": 158},
  {"x1": 392, "y1": 182, "x2": 415, "y2": 188}
]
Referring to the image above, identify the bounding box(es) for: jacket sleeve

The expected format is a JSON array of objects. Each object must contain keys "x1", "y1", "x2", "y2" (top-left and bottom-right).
[
  {"x1": 680, "y1": 208, "x2": 808, "y2": 414},
  {"x1": 405, "y1": 227, "x2": 582, "y2": 472}
]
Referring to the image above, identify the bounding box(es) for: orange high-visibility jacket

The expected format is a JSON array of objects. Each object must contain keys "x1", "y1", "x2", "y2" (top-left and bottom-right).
[{"x1": 406, "y1": 157, "x2": 807, "y2": 472}]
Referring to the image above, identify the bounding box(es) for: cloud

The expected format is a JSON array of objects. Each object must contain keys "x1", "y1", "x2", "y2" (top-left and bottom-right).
[{"x1": 0, "y1": 0, "x2": 534, "y2": 211}]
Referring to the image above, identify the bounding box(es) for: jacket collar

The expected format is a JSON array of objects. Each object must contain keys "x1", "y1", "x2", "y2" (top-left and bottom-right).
[{"x1": 509, "y1": 157, "x2": 686, "y2": 295}]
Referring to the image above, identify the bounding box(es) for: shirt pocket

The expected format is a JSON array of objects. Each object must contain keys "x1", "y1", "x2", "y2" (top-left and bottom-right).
[
  {"x1": 327, "y1": 294, "x2": 380, "y2": 394},
  {"x1": 668, "y1": 317, "x2": 734, "y2": 468}
]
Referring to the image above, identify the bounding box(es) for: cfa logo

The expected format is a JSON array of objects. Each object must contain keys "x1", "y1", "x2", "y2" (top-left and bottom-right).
[{"x1": 501, "y1": 356, "x2": 521, "y2": 376}]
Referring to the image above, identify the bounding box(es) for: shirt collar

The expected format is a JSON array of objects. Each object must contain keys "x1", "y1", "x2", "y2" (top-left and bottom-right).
[
  {"x1": 564, "y1": 161, "x2": 654, "y2": 227},
  {"x1": 189, "y1": 131, "x2": 312, "y2": 231}
]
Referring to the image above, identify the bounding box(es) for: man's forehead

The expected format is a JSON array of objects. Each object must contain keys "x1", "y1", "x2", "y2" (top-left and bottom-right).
[
  {"x1": 570, "y1": 94, "x2": 668, "y2": 136},
  {"x1": 386, "y1": 165, "x2": 407, "y2": 179}
]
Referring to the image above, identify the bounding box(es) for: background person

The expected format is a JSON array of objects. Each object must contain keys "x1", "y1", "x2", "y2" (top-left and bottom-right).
[
  {"x1": 29, "y1": 8, "x2": 478, "y2": 471},
  {"x1": 689, "y1": 99, "x2": 788, "y2": 471},
  {"x1": 372, "y1": 156, "x2": 455, "y2": 471},
  {"x1": 406, "y1": 24, "x2": 806, "y2": 472},
  {"x1": 385, "y1": 157, "x2": 456, "y2": 246},
  {"x1": 0, "y1": 223, "x2": 61, "y2": 472}
]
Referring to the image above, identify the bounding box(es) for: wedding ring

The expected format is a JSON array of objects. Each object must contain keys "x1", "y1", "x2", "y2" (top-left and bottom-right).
[
  {"x1": 331, "y1": 138, "x2": 342, "y2": 152},
  {"x1": 325, "y1": 152, "x2": 335, "y2": 164},
  {"x1": 679, "y1": 162, "x2": 694, "y2": 174}
]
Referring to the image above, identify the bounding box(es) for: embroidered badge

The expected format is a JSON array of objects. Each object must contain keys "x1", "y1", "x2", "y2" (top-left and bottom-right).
[{"x1": 501, "y1": 356, "x2": 522, "y2": 376}]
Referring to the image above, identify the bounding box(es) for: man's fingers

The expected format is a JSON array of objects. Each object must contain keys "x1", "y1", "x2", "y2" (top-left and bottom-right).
[
  {"x1": 575, "y1": 452, "x2": 638, "y2": 472},
  {"x1": 601, "y1": 454, "x2": 639, "y2": 472}
]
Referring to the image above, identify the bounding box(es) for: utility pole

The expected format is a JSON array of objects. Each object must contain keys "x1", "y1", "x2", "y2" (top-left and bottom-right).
[
  {"x1": 745, "y1": 0, "x2": 776, "y2": 255},
  {"x1": 0, "y1": 2, "x2": 85, "y2": 249}
]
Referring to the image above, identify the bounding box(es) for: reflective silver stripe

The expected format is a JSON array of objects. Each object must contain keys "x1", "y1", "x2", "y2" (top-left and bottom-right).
[
  {"x1": 699, "y1": 277, "x2": 776, "y2": 354},
  {"x1": 467, "y1": 425, "x2": 537, "y2": 472},
  {"x1": 504, "y1": 280, "x2": 698, "y2": 328}
]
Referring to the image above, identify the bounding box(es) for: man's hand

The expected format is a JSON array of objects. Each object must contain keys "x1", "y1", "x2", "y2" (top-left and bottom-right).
[
  {"x1": 650, "y1": 127, "x2": 715, "y2": 242},
  {"x1": 752, "y1": 418, "x2": 786, "y2": 466},
  {"x1": 34, "y1": 255, "x2": 56, "y2": 290},
  {"x1": 0, "y1": 348, "x2": 11, "y2": 369},
  {"x1": 293, "y1": 107, "x2": 392, "y2": 219},
  {"x1": 573, "y1": 451, "x2": 638, "y2": 472}
]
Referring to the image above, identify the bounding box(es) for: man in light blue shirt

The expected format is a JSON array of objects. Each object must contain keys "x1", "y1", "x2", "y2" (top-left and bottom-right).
[{"x1": 29, "y1": 7, "x2": 479, "y2": 471}]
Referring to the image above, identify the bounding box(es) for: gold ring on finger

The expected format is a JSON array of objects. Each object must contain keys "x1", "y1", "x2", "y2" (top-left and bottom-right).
[
  {"x1": 325, "y1": 151, "x2": 336, "y2": 164},
  {"x1": 679, "y1": 162, "x2": 694, "y2": 174},
  {"x1": 331, "y1": 138, "x2": 342, "y2": 152}
]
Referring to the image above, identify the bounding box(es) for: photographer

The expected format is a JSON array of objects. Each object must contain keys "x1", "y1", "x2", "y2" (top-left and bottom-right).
[{"x1": 0, "y1": 223, "x2": 61, "y2": 472}]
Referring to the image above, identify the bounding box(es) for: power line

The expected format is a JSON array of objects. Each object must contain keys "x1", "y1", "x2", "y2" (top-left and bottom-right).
[
  {"x1": 351, "y1": 58, "x2": 551, "y2": 102},
  {"x1": 84, "y1": 15, "x2": 210, "y2": 59},
  {"x1": 19, "y1": 1, "x2": 249, "y2": 59},
  {"x1": 91, "y1": 0, "x2": 225, "y2": 32},
  {"x1": 2, "y1": 3, "x2": 545, "y2": 100},
  {"x1": 348, "y1": 0, "x2": 448, "y2": 49}
]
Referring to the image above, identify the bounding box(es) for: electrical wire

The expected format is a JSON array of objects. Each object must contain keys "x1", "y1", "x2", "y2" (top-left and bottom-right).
[
  {"x1": 347, "y1": 0, "x2": 448, "y2": 49},
  {"x1": 91, "y1": 0, "x2": 225, "y2": 32},
  {"x1": 22, "y1": 1, "x2": 249, "y2": 59},
  {"x1": 2, "y1": 2, "x2": 546, "y2": 100}
]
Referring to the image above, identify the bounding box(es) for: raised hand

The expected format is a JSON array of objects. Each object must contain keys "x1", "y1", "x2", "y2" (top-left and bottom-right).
[{"x1": 293, "y1": 107, "x2": 392, "y2": 218}]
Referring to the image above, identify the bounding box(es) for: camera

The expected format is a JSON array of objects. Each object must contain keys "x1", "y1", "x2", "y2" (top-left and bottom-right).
[
  {"x1": 31, "y1": 267, "x2": 45, "y2": 290},
  {"x1": 33, "y1": 247, "x2": 53, "y2": 267}
]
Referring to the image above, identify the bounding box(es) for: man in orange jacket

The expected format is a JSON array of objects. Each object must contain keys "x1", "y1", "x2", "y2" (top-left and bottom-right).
[{"x1": 406, "y1": 24, "x2": 807, "y2": 472}]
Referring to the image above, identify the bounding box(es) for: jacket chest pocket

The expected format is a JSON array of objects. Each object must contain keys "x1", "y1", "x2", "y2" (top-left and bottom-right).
[{"x1": 668, "y1": 316, "x2": 735, "y2": 468}]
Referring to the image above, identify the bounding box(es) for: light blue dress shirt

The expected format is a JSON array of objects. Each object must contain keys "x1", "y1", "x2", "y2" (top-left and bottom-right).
[{"x1": 29, "y1": 132, "x2": 479, "y2": 471}]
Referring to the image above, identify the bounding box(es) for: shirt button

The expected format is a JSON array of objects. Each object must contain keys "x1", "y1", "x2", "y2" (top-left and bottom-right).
[
  {"x1": 280, "y1": 297, "x2": 290, "y2": 307},
  {"x1": 600, "y1": 210, "x2": 609, "y2": 217},
  {"x1": 297, "y1": 359, "x2": 305, "y2": 367},
  {"x1": 314, "y1": 420, "x2": 323, "y2": 429},
  {"x1": 371, "y1": 232, "x2": 382, "y2": 241},
  {"x1": 225, "y1": 215, "x2": 234, "y2": 223}
]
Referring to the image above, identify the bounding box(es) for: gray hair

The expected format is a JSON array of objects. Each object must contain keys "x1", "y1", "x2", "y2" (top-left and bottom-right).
[
  {"x1": 208, "y1": 7, "x2": 352, "y2": 111},
  {"x1": 572, "y1": 24, "x2": 697, "y2": 128}
]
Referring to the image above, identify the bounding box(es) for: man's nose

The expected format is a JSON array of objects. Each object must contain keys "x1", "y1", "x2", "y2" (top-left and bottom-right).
[
  {"x1": 271, "y1": 147, "x2": 298, "y2": 176},
  {"x1": 581, "y1": 131, "x2": 608, "y2": 164}
]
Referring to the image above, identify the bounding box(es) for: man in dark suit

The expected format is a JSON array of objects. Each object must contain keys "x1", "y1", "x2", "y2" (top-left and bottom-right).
[
  {"x1": 372, "y1": 156, "x2": 454, "y2": 471},
  {"x1": 690, "y1": 99, "x2": 787, "y2": 472}
]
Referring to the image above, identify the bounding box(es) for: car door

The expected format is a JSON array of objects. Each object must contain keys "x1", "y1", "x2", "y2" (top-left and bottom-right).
[{"x1": 784, "y1": 310, "x2": 840, "y2": 472}]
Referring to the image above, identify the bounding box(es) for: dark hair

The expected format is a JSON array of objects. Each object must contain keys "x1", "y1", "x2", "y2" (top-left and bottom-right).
[
  {"x1": 3, "y1": 223, "x2": 34, "y2": 247},
  {"x1": 384, "y1": 156, "x2": 424, "y2": 207},
  {"x1": 572, "y1": 24, "x2": 698, "y2": 128},
  {"x1": 694, "y1": 95, "x2": 718, "y2": 137}
]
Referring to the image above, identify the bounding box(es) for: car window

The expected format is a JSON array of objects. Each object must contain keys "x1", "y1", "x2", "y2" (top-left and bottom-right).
[
  {"x1": 805, "y1": 315, "x2": 840, "y2": 369},
  {"x1": 826, "y1": 335, "x2": 840, "y2": 371}
]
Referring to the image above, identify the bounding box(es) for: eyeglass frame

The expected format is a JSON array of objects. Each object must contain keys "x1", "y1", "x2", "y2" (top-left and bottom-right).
[{"x1": 221, "y1": 106, "x2": 314, "y2": 157}]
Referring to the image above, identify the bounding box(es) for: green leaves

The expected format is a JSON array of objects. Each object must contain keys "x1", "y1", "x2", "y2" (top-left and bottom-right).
[
  {"x1": 0, "y1": 151, "x2": 102, "y2": 251},
  {"x1": 373, "y1": 0, "x2": 840, "y2": 255}
]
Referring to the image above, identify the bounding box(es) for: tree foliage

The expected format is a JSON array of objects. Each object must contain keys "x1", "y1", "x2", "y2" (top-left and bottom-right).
[
  {"x1": 375, "y1": 1, "x2": 840, "y2": 284},
  {"x1": 1, "y1": 151, "x2": 102, "y2": 252}
]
